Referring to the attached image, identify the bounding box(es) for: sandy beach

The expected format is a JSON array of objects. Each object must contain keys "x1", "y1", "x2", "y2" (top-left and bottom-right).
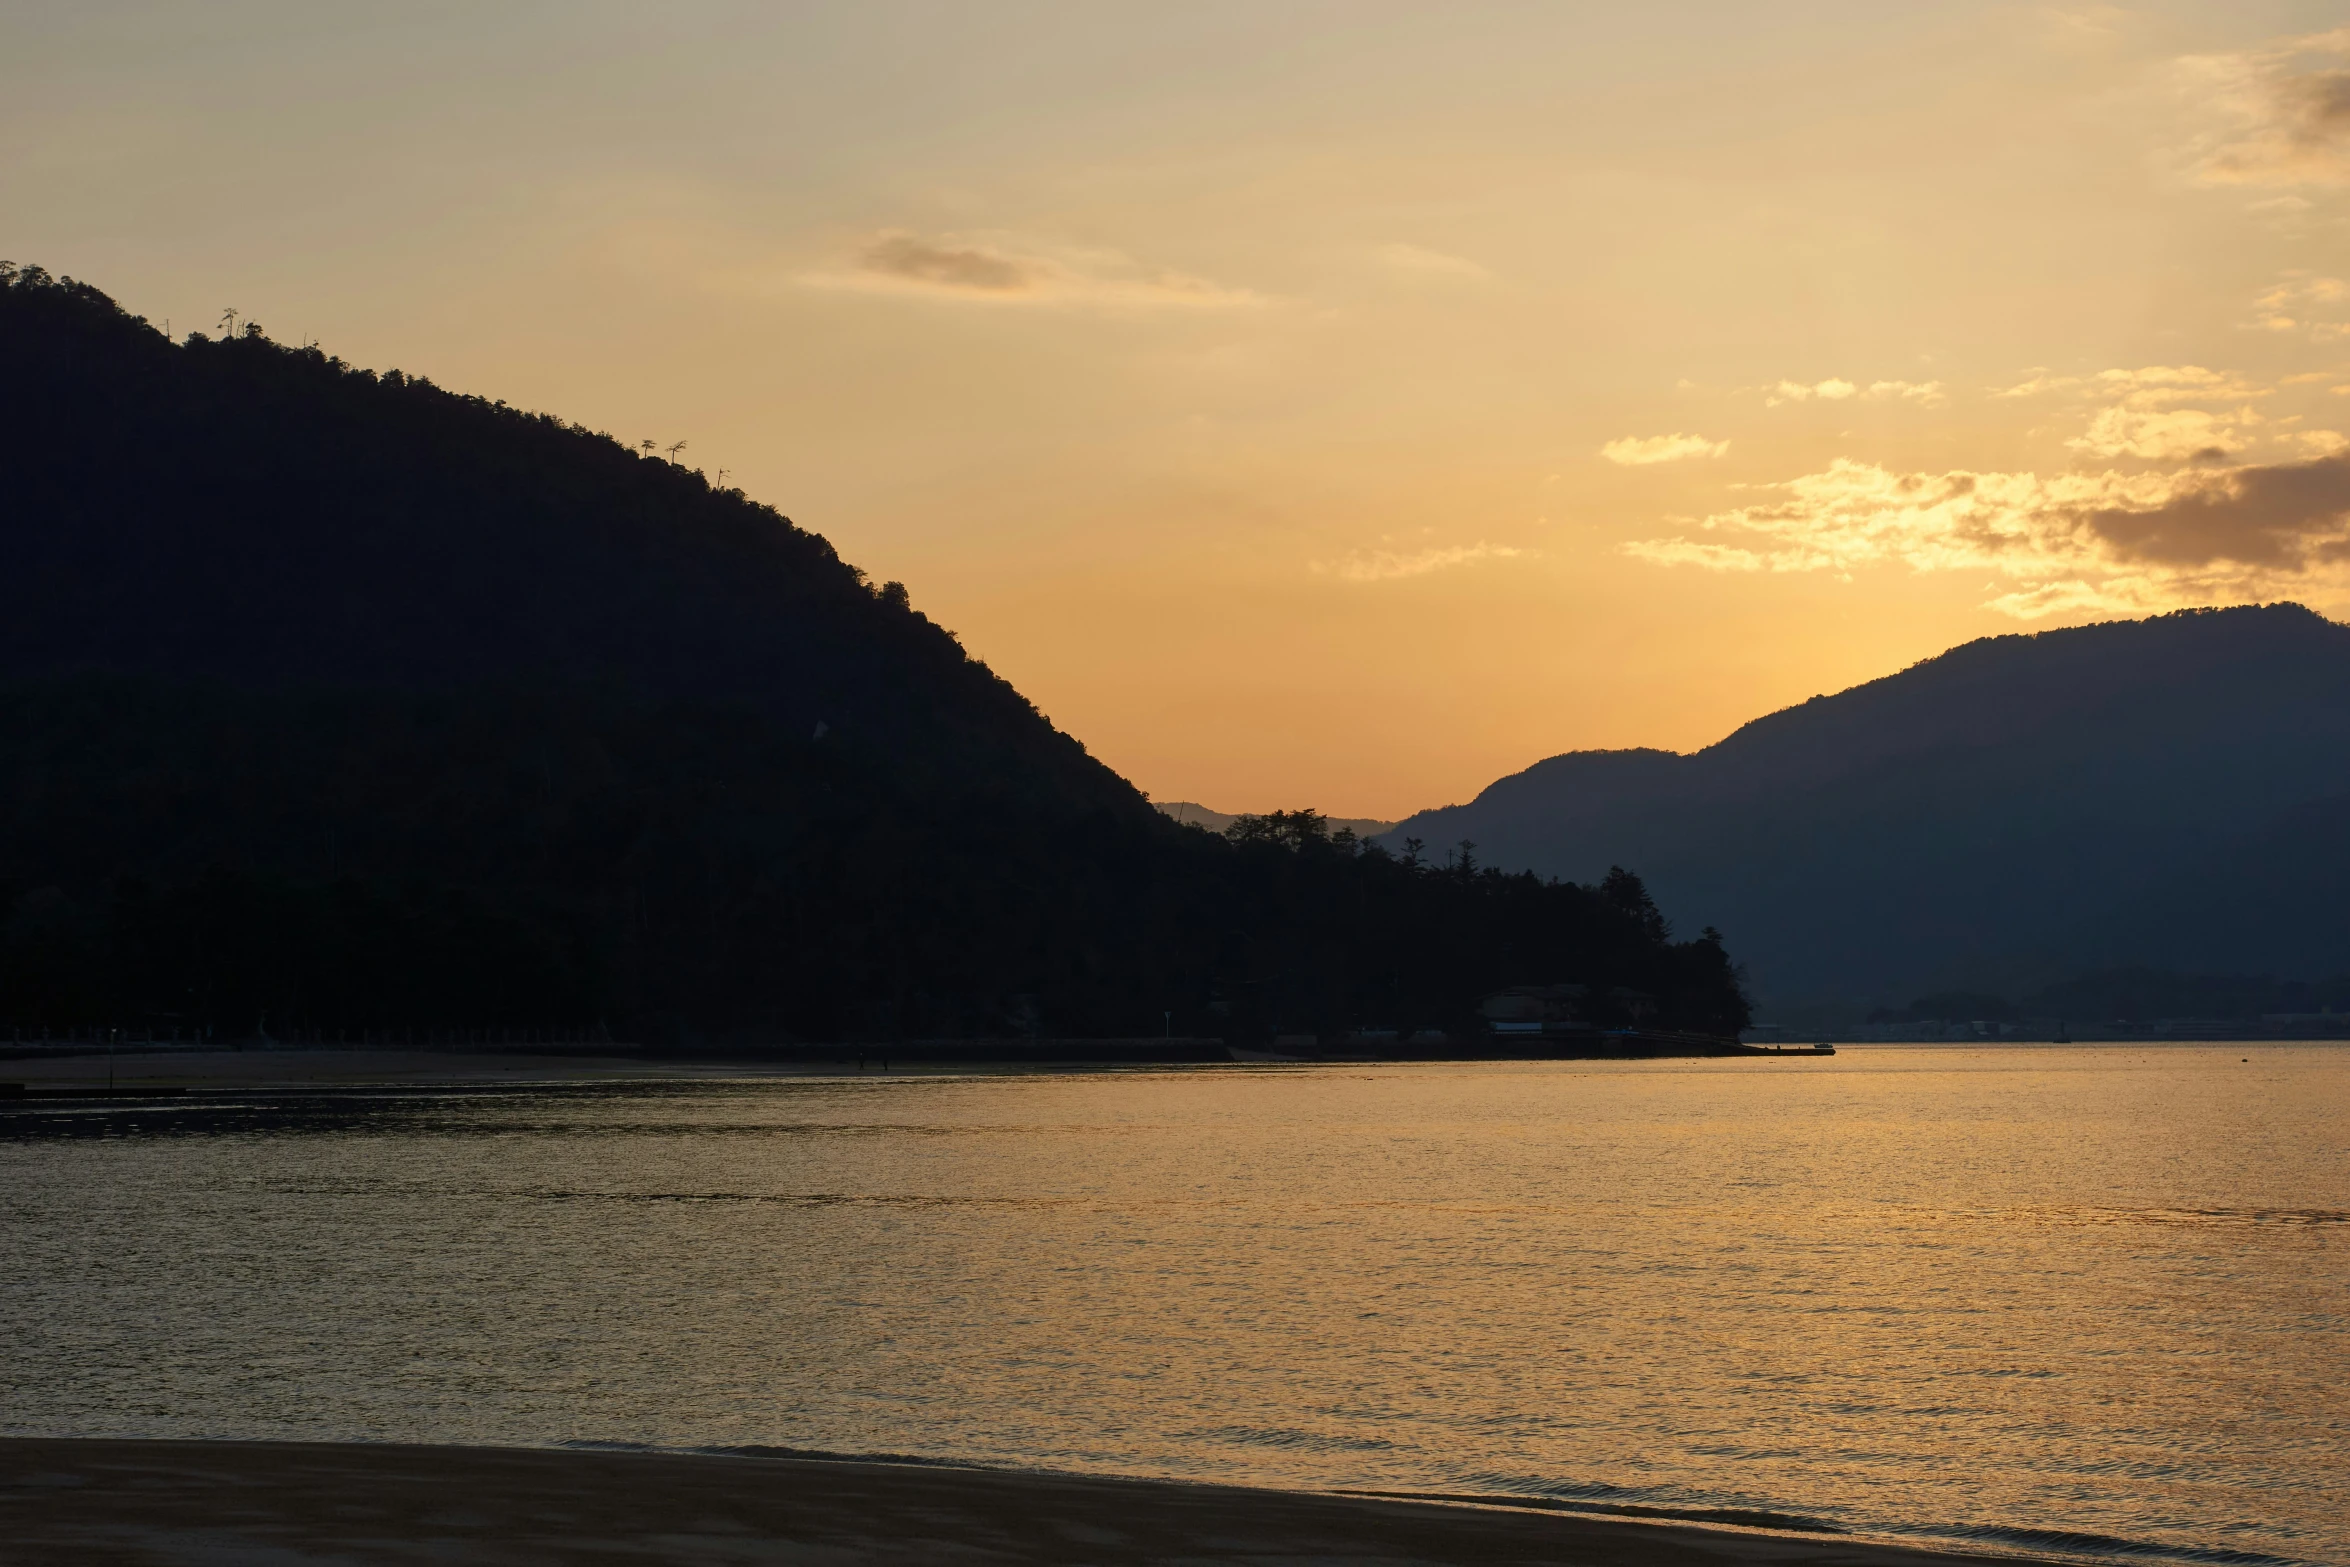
[{"x1": 0, "y1": 1440, "x2": 2053, "y2": 1565}]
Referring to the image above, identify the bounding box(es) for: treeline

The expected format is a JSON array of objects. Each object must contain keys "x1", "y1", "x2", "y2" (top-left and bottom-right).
[
  {"x1": 0, "y1": 679, "x2": 1748, "y2": 1044},
  {"x1": 1187, "y1": 810, "x2": 1746, "y2": 1040}
]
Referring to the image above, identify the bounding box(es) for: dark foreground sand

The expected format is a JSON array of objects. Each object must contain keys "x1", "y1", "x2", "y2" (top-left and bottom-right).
[{"x1": 0, "y1": 1440, "x2": 2049, "y2": 1566}]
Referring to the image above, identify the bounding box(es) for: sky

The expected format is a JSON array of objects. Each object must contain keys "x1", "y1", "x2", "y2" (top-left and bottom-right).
[{"x1": 8, "y1": 1, "x2": 2350, "y2": 818}]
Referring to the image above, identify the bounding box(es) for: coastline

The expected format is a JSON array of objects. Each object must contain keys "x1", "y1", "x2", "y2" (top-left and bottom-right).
[
  {"x1": 0, "y1": 1045, "x2": 1762, "y2": 1092},
  {"x1": 0, "y1": 1032, "x2": 1813, "y2": 1085},
  {"x1": 0, "y1": 1439, "x2": 2057, "y2": 1566},
  {"x1": 4, "y1": 1040, "x2": 2330, "y2": 1096}
]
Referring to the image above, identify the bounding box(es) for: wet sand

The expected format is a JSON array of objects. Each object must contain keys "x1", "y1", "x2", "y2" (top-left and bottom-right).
[{"x1": 0, "y1": 1439, "x2": 2049, "y2": 1565}]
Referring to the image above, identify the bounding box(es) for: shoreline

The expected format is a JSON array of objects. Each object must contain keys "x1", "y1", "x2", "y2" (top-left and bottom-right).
[
  {"x1": 0, "y1": 1032, "x2": 1815, "y2": 1076},
  {"x1": 1, "y1": 1041, "x2": 2335, "y2": 1095},
  {"x1": 0, "y1": 1438, "x2": 2059, "y2": 1566}
]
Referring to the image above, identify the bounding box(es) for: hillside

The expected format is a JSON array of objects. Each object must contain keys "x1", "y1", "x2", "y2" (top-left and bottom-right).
[
  {"x1": 0, "y1": 264, "x2": 1746, "y2": 1043},
  {"x1": 1382, "y1": 604, "x2": 2350, "y2": 1011},
  {"x1": 0, "y1": 265, "x2": 1129, "y2": 815}
]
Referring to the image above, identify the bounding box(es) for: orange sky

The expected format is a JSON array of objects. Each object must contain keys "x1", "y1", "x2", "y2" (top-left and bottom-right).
[{"x1": 9, "y1": 2, "x2": 2350, "y2": 816}]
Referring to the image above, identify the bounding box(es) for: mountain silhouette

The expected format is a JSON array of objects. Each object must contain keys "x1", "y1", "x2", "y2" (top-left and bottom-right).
[
  {"x1": 0, "y1": 266, "x2": 1130, "y2": 816},
  {"x1": 1382, "y1": 604, "x2": 2350, "y2": 1011},
  {"x1": 0, "y1": 263, "x2": 1746, "y2": 1043}
]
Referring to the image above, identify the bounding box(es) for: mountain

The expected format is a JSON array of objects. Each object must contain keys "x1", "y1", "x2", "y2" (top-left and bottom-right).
[
  {"x1": 1381, "y1": 604, "x2": 2350, "y2": 1013},
  {"x1": 0, "y1": 266, "x2": 1126, "y2": 814},
  {"x1": 0, "y1": 263, "x2": 1746, "y2": 1043}
]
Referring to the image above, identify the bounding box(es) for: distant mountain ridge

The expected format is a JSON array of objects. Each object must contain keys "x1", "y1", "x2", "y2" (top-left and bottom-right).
[{"x1": 1381, "y1": 604, "x2": 2350, "y2": 1010}]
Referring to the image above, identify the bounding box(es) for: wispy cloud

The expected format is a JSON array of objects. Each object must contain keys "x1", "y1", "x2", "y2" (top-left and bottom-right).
[
  {"x1": 2085, "y1": 365, "x2": 2269, "y2": 404},
  {"x1": 1761, "y1": 377, "x2": 1945, "y2": 407},
  {"x1": 1600, "y1": 432, "x2": 1728, "y2": 466},
  {"x1": 1621, "y1": 452, "x2": 2350, "y2": 616},
  {"x1": 2002, "y1": 364, "x2": 2274, "y2": 401},
  {"x1": 1989, "y1": 369, "x2": 2075, "y2": 400},
  {"x1": 1620, "y1": 538, "x2": 1766, "y2": 572},
  {"x1": 1315, "y1": 541, "x2": 1529, "y2": 582},
  {"x1": 2252, "y1": 273, "x2": 2350, "y2": 337},
  {"x1": 1375, "y1": 243, "x2": 1493, "y2": 282},
  {"x1": 860, "y1": 233, "x2": 1032, "y2": 292},
  {"x1": 2037, "y1": 5, "x2": 2127, "y2": 46},
  {"x1": 2182, "y1": 27, "x2": 2350, "y2": 187},
  {"x1": 801, "y1": 230, "x2": 1265, "y2": 309}
]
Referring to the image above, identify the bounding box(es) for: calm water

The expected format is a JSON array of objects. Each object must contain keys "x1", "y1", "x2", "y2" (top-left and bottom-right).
[{"x1": 3, "y1": 1049, "x2": 2344, "y2": 1564}]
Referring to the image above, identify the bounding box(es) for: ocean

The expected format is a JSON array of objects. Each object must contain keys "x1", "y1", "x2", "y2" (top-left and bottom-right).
[{"x1": 4, "y1": 1047, "x2": 2342, "y2": 1564}]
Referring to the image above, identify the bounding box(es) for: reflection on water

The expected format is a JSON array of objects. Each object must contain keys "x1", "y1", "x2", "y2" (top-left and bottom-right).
[{"x1": 3, "y1": 1048, "x2": 2343, "y2": 1565}]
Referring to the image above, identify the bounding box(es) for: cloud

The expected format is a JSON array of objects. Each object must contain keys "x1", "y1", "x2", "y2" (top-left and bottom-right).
[
  {"x1": 1762, "y1": 377, "x2": 1945, "y2": 407},
  {"x1": 2037, "y1": 5, "x2": 2127, "y2": 46},
  {"x1": 2067, "y1": 404, "x2": 2259, "y2": 461},
  {"x1": 803, "y1": 230, "x2": 1264, "y2": 309},
  {"x1": 1621, "y1": 452, "x2": 2350, "y2": 615},
  {"x1": 1600, "y1": 432, "x2": 1729, "y2": 465},
  {"x1": 1620, "y1": 539, "x2": 1766, "y2": 571},
  {"x1": 2252, "y1": 273, "x2": 2350, "y2": 336},
  {"x1": 1768, "y1": 377, "x2": 1857, "y2": 404},
  {"x1": 1992, "y1": 366, "x2": 2275, "y2": 461},
  {"x1": 1315, "y1": 542, "x2": 1529, "y2": 582},
  {"x1": 2097, "y1": 365, "x2": 2267, "y2": 404},
  {"x1": 2247, "y1": 193, "x2": 2317, "y2": 216},
  {"x1": 859, "y1": 233, "x2": 1034, "y2": 292},
  {"x1": 2183, "y1": 27, "x2": 2350, "y2": 187},
  {"x1": 2085, "y1": 453, "x2": 2350, "y2": 568},
  {"x1": 1375, "y1": 243, "x2": 1493, "y2": 282},
  {"x1": 1990, "y1": 369, "x2": 2076, "y2": 400},
  {"x1": 1993, "y1": 365, "x2": 2266, "y2": 403}
]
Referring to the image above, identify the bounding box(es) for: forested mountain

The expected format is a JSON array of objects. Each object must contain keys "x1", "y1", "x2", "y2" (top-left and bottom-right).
[
  {"x1": 1383, "y1": 604, "x2": 2350, "y2": 1012},
  {"x1": 0, "y1": 265, "x2": 1118, "y2": 813},
  {"x1": 0, "y1": 263, "x2": 1745, "y2": 1043}
]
